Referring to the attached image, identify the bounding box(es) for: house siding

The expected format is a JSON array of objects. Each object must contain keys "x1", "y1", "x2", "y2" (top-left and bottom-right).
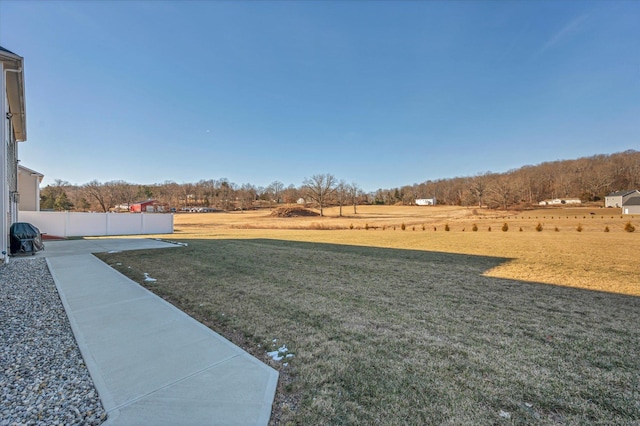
[
  {"x1": 623, "y1": 206, "x2": 640, "y2": 215},
  {"x1": 1, "y1": 46, "x2": 27, "y2": 262},
  {"x1": 622, "y1": 196, "x2": 640, "y2": 215},
  {"x1": 605, "y1": 190, "x2": 640, "y2": 208},
  {"x1": 605, "y1": 195, "x2": 622, "y2": 208},
  {"x1": 18, "y1": 166, "x2": 42, "y2": 211}
]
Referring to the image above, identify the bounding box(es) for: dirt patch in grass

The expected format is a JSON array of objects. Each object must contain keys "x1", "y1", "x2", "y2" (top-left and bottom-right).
[
  {"x1": 270, "y1": 207, "x2": 320, "y2": 218},
  {"x1": 97, "y1": 239, "x2": 640, "y2": 425}
]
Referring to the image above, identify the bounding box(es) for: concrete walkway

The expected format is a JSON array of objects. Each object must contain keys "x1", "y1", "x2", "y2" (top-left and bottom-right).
[{"x1": 41, "y1": 238, "x2": 278, "y2": 425}]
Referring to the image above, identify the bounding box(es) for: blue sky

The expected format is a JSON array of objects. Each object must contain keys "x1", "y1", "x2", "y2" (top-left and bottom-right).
[{"x1": 1, "y1": 1, "x2": 638, "y2": 192}]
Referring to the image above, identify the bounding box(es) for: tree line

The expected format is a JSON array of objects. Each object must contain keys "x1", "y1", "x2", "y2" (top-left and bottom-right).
[
  {"x1": 40, "y1": 150, "x2": 639, "y2": 213},
  {"x1": 373, "y1": 150, "x2": 639, "y2": 208}
]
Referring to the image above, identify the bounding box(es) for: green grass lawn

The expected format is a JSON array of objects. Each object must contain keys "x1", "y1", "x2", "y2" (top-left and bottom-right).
[{"x1": 96, "y1": 239, "x2": 640, "y2": 425}]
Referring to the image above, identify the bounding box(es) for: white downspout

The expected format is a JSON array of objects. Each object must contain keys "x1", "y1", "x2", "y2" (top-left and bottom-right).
[
  {"x1": 1, "y1": 63, "x2": 8, "y2": 263},
  {"x1": 33, "y1": 173, "x2": 41, "y2": 212}
]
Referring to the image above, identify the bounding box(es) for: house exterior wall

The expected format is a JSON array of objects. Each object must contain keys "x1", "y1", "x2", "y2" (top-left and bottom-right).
[
  {"x1": 0, "y1": 62, "x2": 18, "y2": 261},
  {"x1": 605, "y1": 191, "x2": 640, "y2": 208},
  {"x1": 0, "y1": 66, "x2": 20, "y2": 259},
  {"x1": 622, "y1": 196, "x2": 640, "y2": 215},
  {"x1": 1, "y1": 47, "x2": 26, "y2": 263},
  {"x1": 17, "y1": 166, "x2": 41, "y2": 211},
  {"x1": 605, "y1": 196, "x2": 623, "y2": 208},
  {"x1": 623, "y1": 205, "x2": 640, "y2": 215}
]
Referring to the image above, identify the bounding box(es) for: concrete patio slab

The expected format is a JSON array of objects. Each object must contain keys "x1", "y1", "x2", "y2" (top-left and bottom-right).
[{"x1": 43, "y1": 238, "x2": 278, "y2": 425}]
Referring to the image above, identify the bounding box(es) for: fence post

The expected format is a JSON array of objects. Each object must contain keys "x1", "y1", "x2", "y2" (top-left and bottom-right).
[{"x1": 64, "y1": 212, "x2": 70, "y2": 238}]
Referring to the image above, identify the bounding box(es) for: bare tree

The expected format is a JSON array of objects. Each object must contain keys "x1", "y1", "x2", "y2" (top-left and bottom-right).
[
  {"x1": 373, "y1": 188, "x2": 389, "y2": 205},
  {"x1": 349, "y1": 182, "x2": 362, "y2": 214},
  {"x1": 83, "y1": 180, "x2": 114, "y2": 212},
  {"x1": 108, "y1": 180, "x2": 138, "y2": 209},
  {"x1": 155, "y1": 181, "x2": 181, "y2": 209},
  {"x1": 198, "y1": 179, "x2": 216, "y2": 207},
  {"x1": 181, "y1": 183, "x2": 196, "y2": 209},
  {"x1": 218, "y1": 179, "x2": 235, "y2": 210},
  {"x1": 268, "y1": 181, "x2": 284, "y2": 204},
  {"x1": 303, "y1": 174, "x2": 337, "y2": 216},
  {"x1": 487, "y1": 175, "x2": 520, "y2": 210},
  {"x1": 582, "y1": 169, "x2": 613, "y2": 201},
  {"x1": 469, "y1": 173, "x2": 490, "y2": 208},
  {"x1": 619, "y1": 150, "x2": 640, "y2": 189},
  {"x1": 238, "y1": 183, "x2": 256, "y2": 211},
  {"x1": 335, "y1": 180, "x2": 348, "y2": 217},
  {"x1": 282, "y1": 184, "x2": 300, "y2": 204},
  {"x1": 255, "y1": 186, "x2": 267, "y2": 201},
  {"x1": 137, "y1": 185, "x2": 154, "y2": 201}
]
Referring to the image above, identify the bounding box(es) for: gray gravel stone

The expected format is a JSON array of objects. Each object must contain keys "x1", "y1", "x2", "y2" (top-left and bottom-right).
[{"x1": 0, "y1": 258, "x2": 106, "y2": 425}]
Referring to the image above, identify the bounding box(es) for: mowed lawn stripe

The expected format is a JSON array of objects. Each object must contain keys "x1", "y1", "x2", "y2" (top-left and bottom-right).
[{"x1": 97, "y1": 238, "x2": 640, "y2": 424}]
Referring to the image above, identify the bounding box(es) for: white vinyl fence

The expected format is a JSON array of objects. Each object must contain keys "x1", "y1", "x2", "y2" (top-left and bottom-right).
[{"x1": 18, "y1": 211, "x2": 174, "y2": 237}]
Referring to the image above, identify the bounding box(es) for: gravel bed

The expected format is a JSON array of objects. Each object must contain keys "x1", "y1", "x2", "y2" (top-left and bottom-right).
[{"x1": 0, "y1": 258, "x2": 106, "y2": 426}]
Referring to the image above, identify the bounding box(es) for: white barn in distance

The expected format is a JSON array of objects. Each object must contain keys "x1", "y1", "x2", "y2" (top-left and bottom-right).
[
  {"x1": 538, "y1": 198, "x2": 582, "y2": 206},
  {"x1": 416, "y1": 198, "x2": 436, "y2": 206}
]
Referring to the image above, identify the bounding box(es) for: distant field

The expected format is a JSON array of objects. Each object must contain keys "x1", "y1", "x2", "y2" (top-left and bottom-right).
[
  {"x1": 97, "y1": 207, "x2": 640, "y2": 424},
  {"x1": 167, "y1": 205, "x2": 639, "y2": 295},
  {"x1": 173, "y1": 204, "x2": 631, "y2": 231}
]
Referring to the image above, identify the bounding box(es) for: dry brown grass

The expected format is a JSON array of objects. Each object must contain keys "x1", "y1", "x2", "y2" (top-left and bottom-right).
[{"x1": 164, "y1": 205, "x2": 639, "y2": 296}]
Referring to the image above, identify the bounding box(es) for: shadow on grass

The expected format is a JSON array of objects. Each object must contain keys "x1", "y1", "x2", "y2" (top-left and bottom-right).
[
  {"x1": 247, "y1": 237, "x2": 512, "y2": 269},
  {"x1": 169, "y1": 238, "x2": 639, "y2": 301}
]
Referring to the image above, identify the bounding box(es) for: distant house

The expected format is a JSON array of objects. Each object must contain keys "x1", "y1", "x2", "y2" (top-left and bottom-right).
[
  {"x1": 129, "y1": 200, "x2": 166, "y2": 213},
  {"x1": 538, "y1": 198, "x2": 581, "y2": 206},
  {"x1": 1, "y1": 46, "x2": 27, "y2": 263},
  {"x1": 181, "y1": 207, "x2": 214, "y2": 213},
  {"x1": 18, "y1": 165, "x2": 44, "y2": 211},
  {"x1": 622, "y1": 196, "x2": 640, "y2": 215},
  {"x1": 416, "y1": 198, "x2": 436, "y2": 206},
  {"x1": 605, "y1": 190, "x2": 640, "y2": 208}
]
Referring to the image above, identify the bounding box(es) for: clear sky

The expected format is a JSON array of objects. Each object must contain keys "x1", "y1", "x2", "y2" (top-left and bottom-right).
[{"x1": 1, "y1": 1, "x2": 638, "y2": 192}]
